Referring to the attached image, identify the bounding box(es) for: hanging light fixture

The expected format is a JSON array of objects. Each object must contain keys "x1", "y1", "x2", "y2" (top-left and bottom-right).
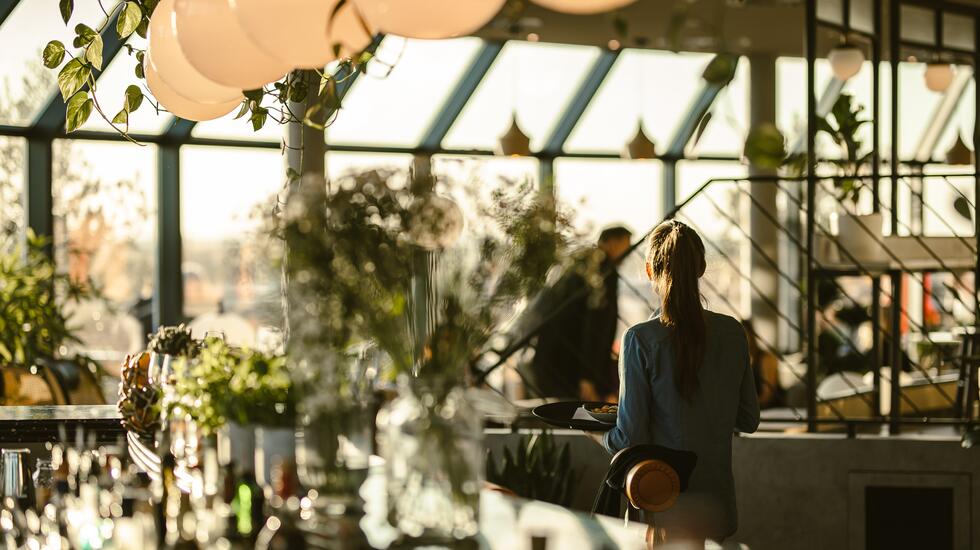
[
  {"x1": 497, "y1": 115, "x2": 531, "y2": 157},
  {"x1": 531, "y1": 0, "x2": 636, "y2": 15},
  {"x1": 174, "y1": 0, "x2": 290, "y2": 90},
  {"x1": 351, "y1": 0, "x2": 505, "y2": 39},
  {"x1": 623, "y1": 124, "x2": 657, "y2": 160},
  {"x1": 147, "y1": 0, "x2": 242, "y2": 104},
  {"x1": 144, "y1": 60, "x2": 243, "y2": 121},
  {"x1": 827, "y1": 42, "x2": 864, "y2": 81},
  {"x1": 924, "y1": 63, "x2": 955, "y2": 93},
  {"x1": 231, "y1": 0, "x2": 372, "y2": 70},
  {"x1": 945, "y1": 134, "x2": 974, "y2": 166},
  {"x1": 407, "y1": 193, "x2": 465, "y2": 250}
]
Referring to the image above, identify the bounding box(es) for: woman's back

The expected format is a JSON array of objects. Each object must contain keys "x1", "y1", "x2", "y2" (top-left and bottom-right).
[{"x1": 603, "y1": 310, "x2": 760, "y2": 540}]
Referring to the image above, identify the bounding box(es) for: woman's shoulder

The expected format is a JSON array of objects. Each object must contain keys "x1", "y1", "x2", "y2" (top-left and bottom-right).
[
  {"x1": 625, "y1": 317, "x2": 671, "y2": 347},
  {"x1": 704, "y1": 310, "x2": 743, "y2": 331}
]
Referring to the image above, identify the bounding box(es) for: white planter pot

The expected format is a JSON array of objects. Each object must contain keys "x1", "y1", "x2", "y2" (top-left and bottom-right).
[
  {"x1": 218, "y1": 421, "x2": 256, "y2": 473},
  {"x1": 254, "y1": 426, "x2": 296, "y2": 488}
]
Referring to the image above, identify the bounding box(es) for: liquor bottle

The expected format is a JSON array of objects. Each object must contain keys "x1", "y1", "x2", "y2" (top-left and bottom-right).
[{"x1": 254, "y1": 460, "x2": 307, "y2": 550}]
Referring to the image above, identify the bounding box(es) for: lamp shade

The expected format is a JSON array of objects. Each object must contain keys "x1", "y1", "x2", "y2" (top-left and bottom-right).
[
  {"x1": 351, "y1": 0, "x2": 505, "y2": 39},
  {"x1": 148, "y1": 0, "x2": 242, "y2": 104},
  {"x1": 531, "y1": 0, "x2": 636, "y2": 15},
  {"x1": 174, "y1": 0, "x2": 290, "y2": 90},
  {"x1": 924, "y1": 63, "x2": 955, "y2": 93},
  {"x1": 827, "y1": 43, "x2": 864, "y2": 81},
  {"x1": 623, "y1": 124, "x2": 656, "y2": 160},
  {"x1": 144, "y1": 59, "x2": 243, "y2": 121},
  {"x1": 945, "y1": 134, "x2": 974, "y2": 166},
  {"x1": 231, "y1": 0, "x2": 373, "y2": 69},
  {"x1": 497, "y1": 115, "x2": 531, "y2": 157}
]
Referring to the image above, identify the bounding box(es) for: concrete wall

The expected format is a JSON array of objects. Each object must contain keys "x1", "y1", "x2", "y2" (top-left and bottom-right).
[{"x1": 486, "y1": 429, "x2": 980, "y2": 550}]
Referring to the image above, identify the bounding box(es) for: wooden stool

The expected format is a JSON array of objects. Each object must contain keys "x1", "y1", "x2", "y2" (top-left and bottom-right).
[{"x1": 625, "y1": 459, "x2": 681, "y2": 513}]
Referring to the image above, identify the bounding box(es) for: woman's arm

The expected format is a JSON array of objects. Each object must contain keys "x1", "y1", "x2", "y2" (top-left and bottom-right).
[
  {"x1": 603, "y1": 328, "x2": 653, "y2": 453},
  {"x1": 736, "y1": 333, "x2": 761, "y2": 433}
]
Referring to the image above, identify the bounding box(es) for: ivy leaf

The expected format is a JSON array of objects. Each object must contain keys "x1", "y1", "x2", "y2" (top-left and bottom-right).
[
  {"x1": 250, "y1": 106, "x2": 268, "y2": 131},
  {"x1": 233, "y1": 101, "x2": 249, "y2": 120},
  {"x1": 42, "y1": 41, "x2": 66, "y2": 69},
  {"x1": 86, "y1": 34, "x2": 104, "y2": 71},
  {"x1": 65, "y1": 91, "x2": 93, "y2": 132},
  {"x1": 74, "y1": 23, "x2": 97, "y2": 47},
  {"x1": 243, "y1": 88, "x2": 265, "y2": 102},
  {"x1": 59, "y1": 0, "x2": 74, "y2": 24},
  {"x1": 136, "y1": 18, "x2": 149, "y2": 39},
  {"x1": 124, "y1": 84, "x2": 144, "y2": 112},
  {"x1": 117, "y1": 2, "x2": 142, "y2": 38},
  {"x1": 112, "y1": 109, "x2": 129, "y2": 125},
  {"x1": 57, "y1": 58, "x2": 91, "y2": 100},
  {"x1": 135, "y1": 61, "x2": 145, "y2": 79}
]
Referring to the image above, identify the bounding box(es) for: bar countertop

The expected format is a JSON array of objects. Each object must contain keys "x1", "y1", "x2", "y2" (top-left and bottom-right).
[{"x1": 0, "y1": 405, "x2": 124, "y2": 443}]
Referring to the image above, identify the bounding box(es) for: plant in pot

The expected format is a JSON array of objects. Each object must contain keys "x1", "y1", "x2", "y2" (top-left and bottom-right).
[
  {"x1": 146, "y1": 323, "x2": 198, "y2": 387},
  {"x1": 281, "y1": 170, "x2": 582, "y2": 543},
  {"x1": 487, "y1": 431, "x2": 579, "y2": 507},
  {"x1": 0, "y1": 232, "x2": 99, "y2": 405}
]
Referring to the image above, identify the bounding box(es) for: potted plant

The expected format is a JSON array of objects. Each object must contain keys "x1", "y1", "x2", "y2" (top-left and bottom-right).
[
  {"x1": 282, "y1": 170, "x2": 582, "y2": 542},
  {"x1": 146, "y1": 323, "x2": 198, "y2": 387},
  {"x1": 0, "y1": 233, "x2": 98, "y2": 405}
]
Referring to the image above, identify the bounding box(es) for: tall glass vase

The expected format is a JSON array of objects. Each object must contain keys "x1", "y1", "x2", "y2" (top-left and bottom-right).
[{"x1": 377, "y1": 379, "x2": 483, "y2": 542}]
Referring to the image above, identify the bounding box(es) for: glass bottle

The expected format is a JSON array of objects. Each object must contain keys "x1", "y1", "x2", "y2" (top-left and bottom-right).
[
  {"x1": 255, "y1": 460, "x2": 307, "y2": 550},
  {"x1": 377, "y1": 381, "x2": 483, "y2": 543}
]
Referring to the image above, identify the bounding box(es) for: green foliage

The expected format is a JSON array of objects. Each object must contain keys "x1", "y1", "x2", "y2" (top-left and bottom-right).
[
  {"x1": 42, "y1": 41, "x2": 66, "y2": 69},
  {"x1": 702, "y1": 54, "x2": 738, "y2": 86},
  {"x1": 743, "y1": 122, "x2": 786, "y2": 170},
  {"x1": 486, "y1": 432, "x2": 578, "y2": 507},
  {"x1": 0, "y1": 232, "x2": 89, "y2": 368},
  {"x1": 147, "y1": 324, "x2": 197, "y2": 357},
  {"x1": 167, "y1": 341, "x2": 295, "y2": 435},
  {"x1": 59, "y1": 0, "x2": 74, "y2": 24},
  {"x1": 283, "y1": 171, "x2": 578, "y2": 404},
  {"x1": 57, "y1": 58, "x2": 90, "y2": 101},
  {"x1": 117, "y1": 2, "x2": 142, "y2": 38}
]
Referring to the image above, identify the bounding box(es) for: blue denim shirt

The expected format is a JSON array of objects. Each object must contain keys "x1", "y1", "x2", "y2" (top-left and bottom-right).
[{"x1": 603, "y1": 310, "x2": 760, "y2": 539}]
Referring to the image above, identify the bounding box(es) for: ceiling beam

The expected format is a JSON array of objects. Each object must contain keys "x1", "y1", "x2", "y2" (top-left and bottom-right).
[
  {"x1": 0, "y1": 0, "x2": 19, "y2": 27},
  {"x1": 32, "y1": 7, "x2": 129, "y2": 134},
  {"x1": 418, "y1": 41, "x2": 504, "y2": 153},
  {"x1": 540, "y1": 48, "x2": 619, "y2": 157}
]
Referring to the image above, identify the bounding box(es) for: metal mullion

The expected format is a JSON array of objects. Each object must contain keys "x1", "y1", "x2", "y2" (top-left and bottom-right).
[
  {"x1": 0, "y1": 0, "x2": 18, "y2": 27},
  {"x1": 154, "y1": 145, "x2": 182, "y2": 329},
  {"x1": 25, "y1": 137, "x2": 53, "y2": 257},
  {"x1": 540, "y1": 48, "x2": 619, "y2": 157}
]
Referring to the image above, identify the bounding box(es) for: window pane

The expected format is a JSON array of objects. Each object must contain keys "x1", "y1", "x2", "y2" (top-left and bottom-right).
[
  {"x1": 432, "y1": 155, "x2": 539, "y2": 189},
  {"x1": 567, "y1": 51, "x2": 722, "y2": 155},
  {"x1": 444, "y1": 42, "x2": 601, "y2": 151},
  {"x1": 53, "y1": 140, "x2": 157, "y2": 375},
  {"x1": 554, "y1": 158, "x2": 661, "y2": 238},
  {"x1": 326, "y1": 37, "x2": 483, "y2": 147},
  {"x1": 326, "y1": 151, "x2": 414, "y2": 180},
  {"x1": 0, "y1": 1, "x2": 106, "y2": 125},
  {"x1": 690, "y1": 58, "x2": 749, "y2": 156},
  {"x1": 182, "y1": 146, "x2": 284, "y2": 345},
  {"x1": 0, "y1": 137, "x2": 26, "y2": 246}
]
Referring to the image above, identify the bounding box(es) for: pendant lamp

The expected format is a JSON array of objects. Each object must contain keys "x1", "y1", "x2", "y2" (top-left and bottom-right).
[
  {"x1": 497, "y1": 115, "x2": 531, "y2": 157},
  {"x1": 924, "y1": 63, "x2": 955, "y2": 93},
  {"x1": 531, "y1": 0, "x2": 636, "y2": 15},
  {"x1": 174, "y1": 0, "x2": 290, "y2": 90},
  {"x1": 407, "y1": 193, "x2": 465, "y2": 250},
  {"x1": 148, "y1": 0, "x2": 242, "y2": 104},
  {"x1": 144, "y1": 59, "x2": 243, "y2": 121},
  {"x1": 231, "y1": 0, "x2": 372, "y2": 69},
  {"x1": 945, "y1": 134, "x2": 974, "y2": 166},
  {"x1": 351, "y1": 0, "x2": 505, "y2": 39},
  {"x1": 828, "y1": 43, "x2": 864, "y2": 81},
  {"x1": 623, "y1": 124, "x2": 657, "y2": 160}
]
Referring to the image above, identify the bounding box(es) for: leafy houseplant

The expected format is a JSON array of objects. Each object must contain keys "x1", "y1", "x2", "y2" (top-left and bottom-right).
[
  {"x1": 282, "y1": 170, "x2": 583, "y2": 541},
  {"x1": 0, "y1": 233, "x2": 94, "y2": 405},
  {"x1": 147, "y1": 323, "x2": 197, "y2": 357},
  {"x1": 487, "y1": 432, "x2": 579, "y2": 507}
]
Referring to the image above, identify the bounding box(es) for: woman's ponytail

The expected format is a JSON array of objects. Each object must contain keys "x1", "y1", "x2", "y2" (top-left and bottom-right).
[{"x1": 647, "y1": 220, "x2": 707, "y2": 401}]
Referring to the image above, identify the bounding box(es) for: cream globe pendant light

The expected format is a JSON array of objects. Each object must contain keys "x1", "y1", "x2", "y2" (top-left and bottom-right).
[
  {"x1": 144, "y1": 59, "x2": 243, "y2": 121},
  {"x1": 174, "y1": 0, "x2": 291, "y2": 90},
  {"x1": 531, "y1": 0, "x2": 636, "y2": 15},
  {"x1": 827, "y1": 42, "x2": 864, "y2": 81},
  {"x1": 231, "y1": 0, "x2": 373, "y2": 69},
  {"x1": 148, "y1": 0, "x2": 242, "y2": 104},
  {"x1": 924, "y1": 62, "x2": 955, "y2": 92},
  {"x1": 351, "y1": 0, "x2": 505, "y2": 39}
]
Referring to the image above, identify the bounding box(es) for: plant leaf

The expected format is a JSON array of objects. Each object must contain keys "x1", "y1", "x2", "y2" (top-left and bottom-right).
[
  {"x1": 112, "y1": 109, "x2": 129, "y2": 125},
  {"x1": 954, "y1": 196, "x2": 973, "y2": 222},
  {"x1": 43, "y1": 41, "x2": 66, "y2": 69},
  {"x1": 65, "y1": 91, "x2": 93, "y2": 132},
  {"x1": 57, "y1": 58, "x2": 91, "y2": 100},
  {"x1": 59, "y1": 0, "x2": 74, "y2": 24},
  {"x1": 85, "y1": 34, "x2": 104, "y2": 71},
  {"x1": 249, "y1": 106, "x2": 268, "y2": 131},
  {"x1": 124, "y1": 84, "x2": 144, "y2": 112},
  {"x1": 74, "y1": 23, "x2": 97, "y2": 47},
  {"x1": 117, "y1": 2, "x2": 142, "y2": 38}
]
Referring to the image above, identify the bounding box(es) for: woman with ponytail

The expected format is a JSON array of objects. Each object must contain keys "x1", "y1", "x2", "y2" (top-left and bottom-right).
[{"x1": 602, "y1": 220, "x2": 759, "y2": 544}]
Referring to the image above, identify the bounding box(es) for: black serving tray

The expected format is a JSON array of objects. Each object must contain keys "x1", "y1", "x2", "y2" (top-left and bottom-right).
[{"x1": 531, "y1": 401, "x2": 616, "y2": 432}]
